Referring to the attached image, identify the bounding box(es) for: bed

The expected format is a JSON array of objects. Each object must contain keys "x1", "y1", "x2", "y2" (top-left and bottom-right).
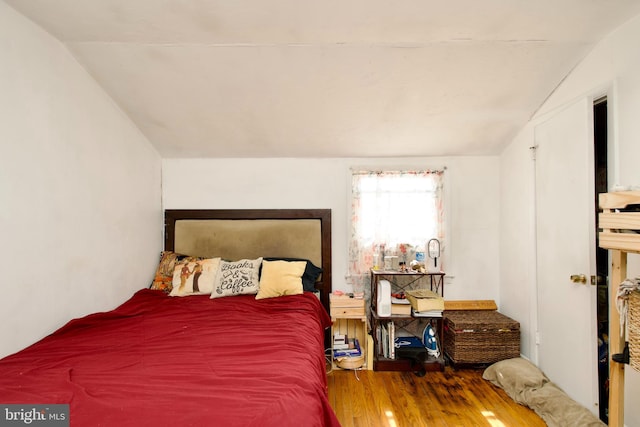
[{"x1": 0, "y1": 209, "x2": 340, "y2": 427}]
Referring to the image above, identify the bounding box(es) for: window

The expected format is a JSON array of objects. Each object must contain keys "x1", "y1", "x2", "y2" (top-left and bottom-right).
[{"x1": 348, "y1": 169, "x2": 445, "y2": 294}]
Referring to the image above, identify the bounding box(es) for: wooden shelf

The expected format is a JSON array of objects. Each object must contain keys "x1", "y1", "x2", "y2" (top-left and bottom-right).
[
  {"x1": 369, "y1": 270, "x2": 445, "y2": 372},
  {"x1": 330, "y1": 294, "x2": 368, "y2": 370},
  {"x1": 597, "y1": 190, "x2": 640, "y2": 426}
]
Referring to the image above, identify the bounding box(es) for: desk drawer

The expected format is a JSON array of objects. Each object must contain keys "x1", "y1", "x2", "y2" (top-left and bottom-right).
[{"x1": 331, "y1": 306, "x2": 365, "y2": 317}]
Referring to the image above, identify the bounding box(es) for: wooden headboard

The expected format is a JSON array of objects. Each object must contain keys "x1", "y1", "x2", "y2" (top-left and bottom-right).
[{"x1": 164, "y1": 209, "x2": 332, "y2": 313}]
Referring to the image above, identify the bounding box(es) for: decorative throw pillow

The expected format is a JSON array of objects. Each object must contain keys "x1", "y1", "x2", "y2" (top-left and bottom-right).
[
  {"x1": 210, "y1": 258, "x2": 263, "y2": 298},
  {"x1": 263, "y1": 257, "x2": 323, "y2": 292},
  {"x1": 169, "y1": 257, "x2": 221, "y2": 297},
  {"x1": 150, "y1": 251, "x2": 202, "y2": 293},
  {"x1": 256, "y1": 260, "x2": 306, "y2": 300}
]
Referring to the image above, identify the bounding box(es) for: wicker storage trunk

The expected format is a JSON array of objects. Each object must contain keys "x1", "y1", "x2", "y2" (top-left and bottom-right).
[{"x1": 443, "y1": 310, "x2": 520, "y2": 366}]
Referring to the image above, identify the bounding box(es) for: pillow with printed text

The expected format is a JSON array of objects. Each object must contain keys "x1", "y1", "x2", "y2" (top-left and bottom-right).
[{"x1": 210, "y1": 257, "x2": 263, "y2": 298}]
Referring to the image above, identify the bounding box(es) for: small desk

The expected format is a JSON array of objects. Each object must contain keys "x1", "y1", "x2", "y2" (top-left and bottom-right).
[{"x1": 369, "y1": 270, "x2": 445, "y2": 372}]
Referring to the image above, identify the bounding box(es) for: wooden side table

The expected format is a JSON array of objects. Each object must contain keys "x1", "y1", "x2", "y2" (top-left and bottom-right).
[{"x1": 330, "y1": 293, "x2": 369, "y2": 370}]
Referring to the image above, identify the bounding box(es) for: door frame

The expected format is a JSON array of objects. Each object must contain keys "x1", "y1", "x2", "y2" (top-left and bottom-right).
[{"x1": 593, "y1": 96, "x2": 609, "y2": 422}]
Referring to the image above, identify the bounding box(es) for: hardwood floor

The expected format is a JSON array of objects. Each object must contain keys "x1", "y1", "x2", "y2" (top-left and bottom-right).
[{"x1": 327, "y1": 367, "x2": 546, "y2": 427}]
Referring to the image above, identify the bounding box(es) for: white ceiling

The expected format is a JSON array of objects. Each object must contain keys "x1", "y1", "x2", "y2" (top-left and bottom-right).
[{"x1": 6, "y1": 0, "x2": 640, "y2": 158}]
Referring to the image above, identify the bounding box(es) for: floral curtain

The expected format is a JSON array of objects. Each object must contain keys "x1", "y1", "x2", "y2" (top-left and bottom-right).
[{"x1": 348, "y1": 169, "x2": 445, "y2": 298}]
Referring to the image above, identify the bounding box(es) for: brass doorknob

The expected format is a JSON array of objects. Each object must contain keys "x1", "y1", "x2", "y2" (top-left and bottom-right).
[{"x1": 570, "y1": 274, "x2": 587, "y2": 284}]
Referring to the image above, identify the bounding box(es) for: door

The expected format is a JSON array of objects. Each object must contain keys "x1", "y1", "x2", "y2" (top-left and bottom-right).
[{"x1": 534, "y1": 98, "x2": 599, "y2": 413}]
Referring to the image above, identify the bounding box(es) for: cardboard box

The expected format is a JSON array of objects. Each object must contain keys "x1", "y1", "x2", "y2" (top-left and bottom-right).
[{"x1": 405, "y1": 289, "x2": 444, "y2": 312}]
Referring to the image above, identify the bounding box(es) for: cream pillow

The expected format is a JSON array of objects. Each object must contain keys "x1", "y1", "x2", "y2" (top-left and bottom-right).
[
  {"x1": 170, "y1": 257, "x2": 221, "y2": 297},
  {"x1": 256, "y1": 260, "x2": 306, "y2": 300},
  {"x1": 482, "y1": 358, "x2": 549, "y2": 404},
  {"x1": 211, "y1": 258, "x2": 263, "y2": 298}
]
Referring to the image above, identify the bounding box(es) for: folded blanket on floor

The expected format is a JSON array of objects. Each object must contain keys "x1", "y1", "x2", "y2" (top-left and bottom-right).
[{"x1": 483, "y1": 358, "x2": 605, "y2": 427}]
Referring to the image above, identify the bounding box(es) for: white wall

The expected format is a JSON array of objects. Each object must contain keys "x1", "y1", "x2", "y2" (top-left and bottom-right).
[
  {"x1": 0, "y1": 3, "x2": 163, "y2": 358},
  {"x1": 499, "y1": 126, "x2": 537, "y2": 359},
  {"x1": 500, "y1": 14, "x2": 640, "y2": 425},
  {"x1": 162, "y1": 156, "x2": 500, "y2": 300}
]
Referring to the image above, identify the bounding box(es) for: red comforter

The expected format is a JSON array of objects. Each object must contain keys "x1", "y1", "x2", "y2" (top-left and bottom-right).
[{"x1": 0, "y1": 289, "x2": 340, "y2": 427}]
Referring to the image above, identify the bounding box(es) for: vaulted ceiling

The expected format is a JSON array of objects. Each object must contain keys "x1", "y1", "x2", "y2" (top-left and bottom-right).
[{"x1": 5, "y1": 0, "x2": 640, "y2": 158}]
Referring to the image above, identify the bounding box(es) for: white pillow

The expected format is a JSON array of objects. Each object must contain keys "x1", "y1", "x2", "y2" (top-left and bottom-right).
[
  {"x1": 210, "y1": 258, "x2": 263, "y2": 298},
  {"x1": 169, "y1": 257, "x2": 221, "y2": 297}
]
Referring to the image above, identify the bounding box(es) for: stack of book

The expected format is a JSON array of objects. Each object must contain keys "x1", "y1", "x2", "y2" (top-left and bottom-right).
[
  {"x1": 405, "y1": 289, "x2": 444, "y2": 318},
  {"x1": 333, "y1": 334, "x2": 362, "y2": 358},
  {"x1": 376, "y1": 321, "x2": 396, "y2": 359},
  {"x1": 391, "y1": 294, "x2": 412, "y2": 316},
  {"x1": 412, "y1": 309, "x2": 443, "y2": 317}
]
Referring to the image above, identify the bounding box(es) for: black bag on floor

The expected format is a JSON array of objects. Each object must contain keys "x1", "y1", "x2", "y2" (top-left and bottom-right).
[{"x1": 395, "y1": 337, "x2": 428, "y2": 377}]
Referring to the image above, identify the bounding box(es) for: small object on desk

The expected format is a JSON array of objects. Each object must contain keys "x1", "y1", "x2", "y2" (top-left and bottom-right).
[
  {"x1": 423, "y1": 324, "x2": 440, "y2": 357},
  {"x1": 391, "y1": 292, "x2": 407, "y2": 300},
  {"x1": 427, "y1": 238, "x2": 441, "y2": 273}
]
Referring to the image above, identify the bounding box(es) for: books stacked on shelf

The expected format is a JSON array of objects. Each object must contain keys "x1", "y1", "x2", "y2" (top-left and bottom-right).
[
  {"x1": 412, "y1": 309, "x2": 443, "y2": 317},
  {"x1": 405, "y1": 289, "x2": 444, "y2": 318},
  {"x1": 377, "y1": 321, "x2": 396, "y2": 359},
  {"x1": 333, "y1": 337, "x2": 362, "y2": 358},
  {"x1": 333, "y1": 333, "x2": 349, "y2": 350},
  {"x1": 391, "y1": 294, "x2": 412, "y2": 316}
]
